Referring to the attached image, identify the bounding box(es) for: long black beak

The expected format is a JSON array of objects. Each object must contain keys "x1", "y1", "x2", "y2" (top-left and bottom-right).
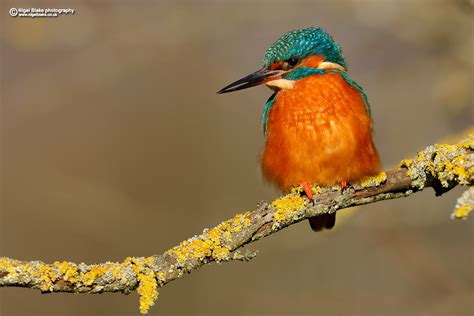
[{"x1": 217, "y1": 69, "x2": 283, "y2": 94}]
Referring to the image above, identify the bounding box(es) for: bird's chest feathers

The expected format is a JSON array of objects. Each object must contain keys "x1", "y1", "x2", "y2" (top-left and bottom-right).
[
  {"x1": 265, "y1": 73, "x2": 368, "y2": 145},
  {"x1": 261, "y1": 73, "x2": 377, "y2": 188}
]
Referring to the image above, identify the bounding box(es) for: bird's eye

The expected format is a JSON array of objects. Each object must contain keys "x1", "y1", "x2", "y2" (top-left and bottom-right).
[
  {"x1": 288, "y1": 57, "x2": 299, "y2": 66},
  {"x1": 282, "y1": 56, "x2": 300, "y2": 70}
]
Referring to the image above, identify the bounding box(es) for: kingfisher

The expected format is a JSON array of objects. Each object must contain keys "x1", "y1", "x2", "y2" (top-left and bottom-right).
[{"x1": 218, "y1": 27, "x2": 381, "y2": 231}]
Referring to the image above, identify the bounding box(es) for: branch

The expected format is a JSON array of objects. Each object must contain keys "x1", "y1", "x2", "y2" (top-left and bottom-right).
[{"x1": 1, "y1": 135, "x2": 473, "y2": 314}]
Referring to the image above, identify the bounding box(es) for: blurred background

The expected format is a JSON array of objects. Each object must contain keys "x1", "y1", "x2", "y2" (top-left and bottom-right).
[{"x1": 1, "y1": 0, "x2": 473, "y2": 315}]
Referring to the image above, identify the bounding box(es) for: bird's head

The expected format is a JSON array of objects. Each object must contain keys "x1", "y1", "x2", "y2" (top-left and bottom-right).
[{"x1": 218, "y1": 27, "x2": 346, "y2": 94}]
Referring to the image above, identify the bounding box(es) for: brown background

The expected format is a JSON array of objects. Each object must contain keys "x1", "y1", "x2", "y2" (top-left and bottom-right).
[{"x1": 1, "y1": 1, "x2": 473, "y2": 315}]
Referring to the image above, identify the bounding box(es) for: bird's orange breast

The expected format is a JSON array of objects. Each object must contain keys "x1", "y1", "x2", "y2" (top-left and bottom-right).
[{"x1": 261, "y1": 72, "x2": 381, "y2": 191}]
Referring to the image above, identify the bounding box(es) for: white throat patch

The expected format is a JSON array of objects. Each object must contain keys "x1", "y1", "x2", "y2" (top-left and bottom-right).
[{"x1": 265, "y1": 79, "x2": 295, "y2": 91}]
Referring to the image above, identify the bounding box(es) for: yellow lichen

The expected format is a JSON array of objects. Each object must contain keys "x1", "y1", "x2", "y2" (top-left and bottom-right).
[
  {"x1": 206, "y1": 227, "x2": 221, "y2": 240},
  {"x1": 427, "y1": 144, "x2": 473, "y2": 187},
  {"x1": 143, "y1": 256, "x2": 155, "y2": 266},
  {"x1": 53, "y1": 261, "x2": 79, "y2": 283},
  {"x1": 222, "y1": 230, "x2": 232, "y2": 241},
  {"x1": 0, "y1": 257, "x2": 18, "y2": 275},
  {"x1": 195, "y1": 240, "x2": 213, "y2": 257},
  {"x1": 401, "y1": 136, "x2": 473, "y2": 190},
  {"x1": 116, "y1": 257, "x2": 161, "y2": 313},
  {"x1": 156, "y1": 271, "x2": 166, "y2": 282},
  {"x1": 452, "y1": 187, "x2": 473, "y2": 220},
  {"x1": 81, "y1": 265, "x2": 108, "y2": 286},
  {"x1": 137, "y1": 271, "x2": 158, "y2": 314},
  {"x1": 167, "y1": 247, "x2": 187, "y2": 265},
  {"x1": 37, "y1": 263, "x2": 58, "y2": 291},
  {"x1": 212, "y1": 247, "x2": 230, "y2": 261},
  {"x1": 290, "y1": 186, "x2": 304, "y2": 194},
  {"x1": 458, "y1": 134, "x2": 474, "y2": 149},
  {"x1": 312, "y1": 185, "x2": 324, "y2": 195},
  {"x1": 112, "y1": 267, "x2": 121, "y2": 277},
  {"x1": 453, "y1": 204, "x2": 472, "y2": 219},
  {"x1": 0, "y1": 256, "x2": 166, "y2": 314},
  {"x1": 227, "y1": 212, "x2": 252, "y2": 232},
  {"x1": 399, "y1": 159, "x2": 414, "y2": 168},
  {"x1": 272, "y1": 194, "x2": 306, "y2": 223},
  {"x1": 232, "y1": 214, "x2": 243, "y2": 224},
  {"x1": 231, "y1": 224, "x2": 242, "y2": 232},
  {"x1": 112, "y1": 266, "x2": 128, "y2": 283},
  {"x1": 291, "y1": 184, "x2": 324, "y2": 195},
  {"x1": 359, "y1": 172, "x2": 387, "y2": 188},
  {"x1": 244, "y1": 217, "x2": 251, "y2": 227},
  {"x1": 164, "y1": 211, "x2": 255, "y2": 265},
  {"x1": 167, "y1": 223, "x2": 232, "y2": 265}
]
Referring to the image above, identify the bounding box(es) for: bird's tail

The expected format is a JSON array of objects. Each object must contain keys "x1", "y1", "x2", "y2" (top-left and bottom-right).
[{"x1": 308, "y1": 213, "x2": 336, "y2": 231}]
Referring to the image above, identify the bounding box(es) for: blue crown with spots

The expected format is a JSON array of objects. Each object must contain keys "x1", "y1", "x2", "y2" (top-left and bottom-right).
[{"x1": 263, "y1": 27, "x2": 347, "y2": 69}]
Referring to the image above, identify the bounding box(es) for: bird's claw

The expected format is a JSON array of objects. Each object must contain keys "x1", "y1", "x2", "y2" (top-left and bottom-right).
[
  {"x1": 301, "y1": 181, "x2": 316, "y2": 205},
  {"x1": 340, "y1": 180, "x2": 351, "y2": 193}
]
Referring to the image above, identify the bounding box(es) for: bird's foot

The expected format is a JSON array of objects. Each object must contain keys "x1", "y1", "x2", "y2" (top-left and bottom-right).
[
  {"x1": 340, "y1": 180, "x2": 351, "y2": 193},
  {"x1": 341, "y1": 180, "x2": 348, "y2": 189},
  {"x1": 300, "y1": 181, "x2": 315, "y2": 205}
]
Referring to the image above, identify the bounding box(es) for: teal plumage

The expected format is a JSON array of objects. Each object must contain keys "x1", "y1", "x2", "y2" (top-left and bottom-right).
[
  {"x1": 339, "y1": 71, "x2": 371, "y2": 116},
  {"x1": 263, "y1": 27, "x2": 347, "y2": 70},
  {"x1": 261, "y1": 93, "x2": 276, "y2": 135},
  {"x1": 283, "y1": 67, "x2": 325, "y2": 80}
]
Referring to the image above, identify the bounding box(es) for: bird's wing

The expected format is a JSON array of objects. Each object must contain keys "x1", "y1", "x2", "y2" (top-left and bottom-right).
[
  {"x1": 339, "y1": 71, "x2": 371, "y2": 117},
  {"x1": 262, "y1": 93, "x2": 277, "y2": 135}
]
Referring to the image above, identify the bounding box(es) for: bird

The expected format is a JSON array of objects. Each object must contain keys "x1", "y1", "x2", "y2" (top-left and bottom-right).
[{"x1": 218, "y1": 27, "x2": 381, "y2": 231}]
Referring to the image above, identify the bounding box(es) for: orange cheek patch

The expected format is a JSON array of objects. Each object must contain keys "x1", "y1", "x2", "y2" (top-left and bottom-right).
[
  {"x1": 296, "y1": 55, "x2": 324, "y2": 69},
  {"x1": 270, "y1": 62, "x2": 285, "y2": 70}
]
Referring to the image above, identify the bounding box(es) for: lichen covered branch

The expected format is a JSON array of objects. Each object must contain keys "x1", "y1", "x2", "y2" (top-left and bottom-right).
[{"x1": 1, "y1": 136, "x2": 473, "y2": 314}]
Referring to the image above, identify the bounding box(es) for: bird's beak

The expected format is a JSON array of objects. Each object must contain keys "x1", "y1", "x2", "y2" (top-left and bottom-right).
[{"x1": 217, "y1": 68, "x2": 283, "y2": 94}]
